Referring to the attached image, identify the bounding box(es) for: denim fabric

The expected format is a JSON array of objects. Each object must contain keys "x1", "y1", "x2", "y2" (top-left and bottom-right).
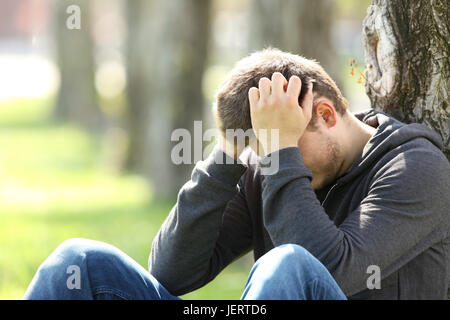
[
  {"x1": 241, "y1": 244, "x2": 346, "y2": 300},
  {"x1": 23, "y1": 239, "x2": 345, "y2": 300}
]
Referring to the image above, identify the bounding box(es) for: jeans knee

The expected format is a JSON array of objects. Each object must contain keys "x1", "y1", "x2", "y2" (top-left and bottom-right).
[
  {"x1": 54, "y1": 238, "x2": 91, "y2": 257},
  {"x1": 259, "y1": 244, "x2": 311, "y2": 266},
  {"x1": 255, "y1": 244, "x2": 327, "y2": 282},
  {"x1": 37, "y1": 238, "x2": 117, "y2": 276},
  {"x1": 272, "y1": 243, "x2": 310, "y2": 258},
  {"x1": 243, "y1": 244, "x2": 346, "y2": 300},
  {"x1": 56, "y1": 238, "x2": 129, "y2": 270},
  {"x1": 56, "y1": 238, "x2": 113, "y2": 259}
]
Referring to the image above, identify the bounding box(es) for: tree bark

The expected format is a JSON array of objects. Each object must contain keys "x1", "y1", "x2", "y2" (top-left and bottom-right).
[
  {"x1": 125, "y1": 0, "x2": 211, "y2": 198},
  {"x1": 54, "y1": 0, "x2": 103, "y2": 132},
  {"x1": 248, "y1": 0, "x2": 338, "y2": 81},
  {"x1": 362, "y1": 0, "x2": 449, "y2": 159}
]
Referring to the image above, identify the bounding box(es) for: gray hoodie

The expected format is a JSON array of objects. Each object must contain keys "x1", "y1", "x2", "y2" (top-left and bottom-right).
[{"x1": 149, "y1": 109, "x2": 450, "y2": 299}]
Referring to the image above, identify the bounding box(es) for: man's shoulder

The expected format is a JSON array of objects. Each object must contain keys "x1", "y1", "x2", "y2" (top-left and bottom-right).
[
  {"x1": 382, "y1": 135, "x2": 447, "y2": 167},
  {"x1": 371, "y1": 136, "x2": 449, "y2": 191}
]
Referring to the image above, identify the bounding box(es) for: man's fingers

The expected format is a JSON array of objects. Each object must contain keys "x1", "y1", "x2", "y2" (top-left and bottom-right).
[
  {"x1": 286, "y1": 76, "x2": 302, "y2": 104},
  {"x1": 258, "y1": 77, "x2": 271, "y2": 102},
  {"x1": 271, "y1": 72, "x2": 288, "y2": 98},
  {"x1": 248, "y1": 87, "x2": 260, "y2": 108}
]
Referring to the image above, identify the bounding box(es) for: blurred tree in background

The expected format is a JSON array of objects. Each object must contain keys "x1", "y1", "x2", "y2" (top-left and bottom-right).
[
  {"x1": 125, "y1": 0, "x2": 211, "y2": 198},
  {"x1": 249, "y1": 0, "x2": 338, "y2": 81},
  {"x1": 53, "y1": 0, "x2": 104, "y2": 132}
]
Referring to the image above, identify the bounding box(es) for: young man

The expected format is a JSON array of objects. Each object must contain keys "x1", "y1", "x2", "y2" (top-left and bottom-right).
[{"x1": 24, "y1": 49, "x2": 450, "y2": 300}]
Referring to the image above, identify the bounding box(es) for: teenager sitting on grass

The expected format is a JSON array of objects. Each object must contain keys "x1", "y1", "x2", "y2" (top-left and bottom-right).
[{"x1": 24, "y1": 49, "x2": 450, "y2": 300}]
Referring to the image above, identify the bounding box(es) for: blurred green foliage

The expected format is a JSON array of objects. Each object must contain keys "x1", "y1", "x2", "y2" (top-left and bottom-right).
[{"x1": 0, "y1": 98, "x2": 252, "y2": 299}]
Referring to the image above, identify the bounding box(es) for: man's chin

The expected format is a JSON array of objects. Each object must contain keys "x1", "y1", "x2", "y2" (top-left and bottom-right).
[
  {"x1": 310, "y1": 178, "x2": 322, "y2": 190},
  {"x1": 311, "y1": 175, "x2": 335, "y2": 191}
]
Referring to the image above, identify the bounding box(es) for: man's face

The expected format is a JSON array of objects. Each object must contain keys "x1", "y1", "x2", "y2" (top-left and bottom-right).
[{"x1": 297, "y1": 127, "x2": 343, "y2": 190}]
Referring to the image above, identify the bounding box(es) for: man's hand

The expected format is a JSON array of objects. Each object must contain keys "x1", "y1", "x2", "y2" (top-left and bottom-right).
[{"x1": 248, "y1": 72, "x2": 314, "y2": 156}]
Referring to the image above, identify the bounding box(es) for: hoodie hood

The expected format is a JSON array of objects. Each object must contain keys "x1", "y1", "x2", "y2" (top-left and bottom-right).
[{"x1": 337, "y1": 108, "x2": 444, "y2": 185}]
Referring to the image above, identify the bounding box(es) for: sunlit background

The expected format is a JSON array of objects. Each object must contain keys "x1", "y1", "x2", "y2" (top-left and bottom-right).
[{"x1": 0, "y1": 0, "x2": 372, "y2": 299}]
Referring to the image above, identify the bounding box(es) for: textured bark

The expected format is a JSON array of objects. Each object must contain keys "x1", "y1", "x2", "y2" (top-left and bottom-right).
[
  {"x1": 362, "y1": 0, "x2": 449, "y2": 159},
  {"x1": 53, "y1": 0, "x2": 103, "y2": 131},
  {"x1": 249, "y1": 0, "x2": 338, "y2": 80},
  {"x1": 125, "y1": 0, "x2": 211, "y2": 198}
]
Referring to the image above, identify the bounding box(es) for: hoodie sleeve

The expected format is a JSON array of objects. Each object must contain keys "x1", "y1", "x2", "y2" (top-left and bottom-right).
[
  {"x1": 261, "y1": 144, "x2": 450, "y2": 297},
  {"x1": 149, "y1": 145, "x2": 252, "y2": 296}
]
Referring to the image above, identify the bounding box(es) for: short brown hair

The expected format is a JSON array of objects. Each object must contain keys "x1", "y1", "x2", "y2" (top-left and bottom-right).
[{"x1": 215, "y1": 48, "x2": 348, "y2": 133}]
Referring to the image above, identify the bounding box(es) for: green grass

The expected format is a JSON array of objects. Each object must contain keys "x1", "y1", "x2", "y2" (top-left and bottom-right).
[{"x1": 0, "y1": 97, "x2": 252, "y2": 300}]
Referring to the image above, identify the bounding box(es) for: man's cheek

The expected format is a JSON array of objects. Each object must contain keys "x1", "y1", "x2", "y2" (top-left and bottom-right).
[{"x1": 297, "y1": 141, "x2": 317, "y2": 170}]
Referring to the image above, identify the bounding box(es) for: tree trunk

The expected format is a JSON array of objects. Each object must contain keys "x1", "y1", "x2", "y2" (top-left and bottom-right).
[
  {"x1": 248, "y1": 0, "x2": 338, "y2": 81},
  {"x1": 125, "y1": 0, "x2": 211, "y2": 198},
  {"x1": 54, "y1": 0, "x2": 103, "y2": 132},
  {"x1": 362, "y1": 0, "x2": 449, "y2": 160}
]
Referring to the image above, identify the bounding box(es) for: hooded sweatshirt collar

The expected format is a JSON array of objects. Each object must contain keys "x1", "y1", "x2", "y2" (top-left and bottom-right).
[{"x1": 335, "y1": 108, "x2": 444, "y2": 186}]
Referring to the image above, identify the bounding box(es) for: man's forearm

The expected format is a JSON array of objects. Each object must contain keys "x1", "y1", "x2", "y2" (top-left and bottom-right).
[
  {"x1": 149, "y1": 145, "x2": 247, "y2": 296},
  {"x1": 261, "y1": 147, "x2": 342, "y2": 256}
]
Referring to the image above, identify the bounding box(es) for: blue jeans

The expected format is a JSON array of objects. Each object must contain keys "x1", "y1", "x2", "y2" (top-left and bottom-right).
[{"x1": 23, "y1": 238, "x2": 346, "y2": 300}]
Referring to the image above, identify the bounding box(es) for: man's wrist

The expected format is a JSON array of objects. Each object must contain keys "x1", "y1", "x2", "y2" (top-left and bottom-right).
[
  {"x1": 201, "y1": 145, "x2": 247, "y2": 185},
  {"x1": 218, "y1": 135, "x2": 247, "y2": 160}
]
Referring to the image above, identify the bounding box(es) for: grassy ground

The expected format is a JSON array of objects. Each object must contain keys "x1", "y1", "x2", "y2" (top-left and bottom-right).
[{"x1": 0, "y1": 97, "x2": 252, "y2": 299}]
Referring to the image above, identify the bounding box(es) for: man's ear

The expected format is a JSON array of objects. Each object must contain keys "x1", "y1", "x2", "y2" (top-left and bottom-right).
[{"x1": 314, "y1": 100, "x2": 337, "y2": 128}]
